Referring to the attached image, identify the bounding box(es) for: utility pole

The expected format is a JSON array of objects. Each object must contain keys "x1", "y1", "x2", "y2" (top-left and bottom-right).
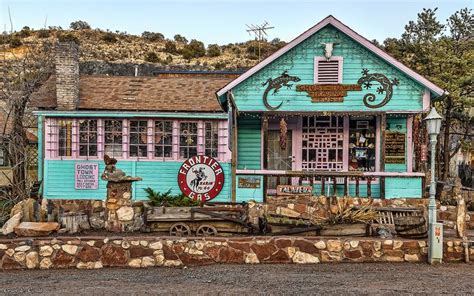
[{"x1": 246, "y1": 21, "x2": 274, "y2": 61}]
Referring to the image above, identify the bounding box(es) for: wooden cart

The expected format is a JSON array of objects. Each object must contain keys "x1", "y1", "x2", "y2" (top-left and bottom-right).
[{"x1": 144, "y1": 202, "x2": 256, "y2": 236}]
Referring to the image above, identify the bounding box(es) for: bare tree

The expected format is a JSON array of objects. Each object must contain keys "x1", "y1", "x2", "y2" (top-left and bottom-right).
[{"x1": 1, "y1": 37, "x2": 54, "y2": 221}]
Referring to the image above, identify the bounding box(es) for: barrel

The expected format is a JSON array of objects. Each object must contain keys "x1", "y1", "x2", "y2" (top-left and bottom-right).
[{"x1": 393, "y1": 215, "x2": 427, "y2": 238}]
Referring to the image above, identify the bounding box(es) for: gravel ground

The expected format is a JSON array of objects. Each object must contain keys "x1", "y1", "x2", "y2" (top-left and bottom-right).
[{"x1": 1, "y1": 263, "x2": 473, "y2": 295}]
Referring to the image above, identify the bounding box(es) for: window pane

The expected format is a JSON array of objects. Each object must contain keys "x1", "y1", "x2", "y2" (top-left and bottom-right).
[
  {"x1": 78, "y1": 119, "x2": 98, "y2": 157},
  {"x1": 179, "y1": 122, "x2": 198, "y2": 159},
  {"x1": 129, "y1": 120, "x2": 148, "y2": 157},
  {"x1": 105, "y1": 120, "x2": 123, "y2": 158},
  {"x1": 58, "y1": 120, "x2": 73, "y2": 157},
  {"x1": 204, "y1": 122, "x2": 219, "y2": 159}
]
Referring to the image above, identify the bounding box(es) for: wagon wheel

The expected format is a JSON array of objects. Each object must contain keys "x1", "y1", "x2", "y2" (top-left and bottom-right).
[
  {"x1": 169, "y1": 223, "x2": 192, "y2": 236},
  {"x1": 196, "y1": 225, "x2": 218, "y2": 237}
]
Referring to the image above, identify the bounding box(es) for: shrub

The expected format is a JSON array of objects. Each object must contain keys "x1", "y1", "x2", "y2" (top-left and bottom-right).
[
  {"x1": 102, "y1": 32, "x2": 117, "y2": 43},
  {"x1": 173, "y1": 34, "x2": 188, "y2": 43},
  {"x1": 181, "y1": 39, "x2": 205, "y2": 60},
  {"x1": 57, "y1": 32, "x2": 79, "y2": 44},
  {"x1": 163, "y1": 40, "x2": 178, "y2": 54},
  {"x1": 206, "y1": 44, "x2": 221, "y2": 57},
  {"x1": 9, "y1": 37, "x2": 22, "y2": 48},
  {"x1": 213, "y1": 62, "x2": 226, "y2": 70},
  {"x1": 145, "y1": 51, "x2": 160, "y2": 63},
  {"x1": 142, "y1": 31, "x2": 165, "y2": 42},
  {"x1": 37, "y1": 29, "x2": 50, "y2": 38},
  {"x1": 144, "y1": 187, "x2": 200, "y2": 207},
  {"x1": 19, "y1": 26, "x2": 31, "y2": 38},
  {"x1": 165, "y1": 55, "x2": 173, "y2": 64},
  {"x1": 70, "y1": 20, "x2": 91, "y2": 30}
]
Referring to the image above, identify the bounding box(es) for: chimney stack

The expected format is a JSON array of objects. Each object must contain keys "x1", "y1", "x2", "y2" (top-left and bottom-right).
[{"x1": 55, "y1": 42, "x2": 79, "y2": 110}]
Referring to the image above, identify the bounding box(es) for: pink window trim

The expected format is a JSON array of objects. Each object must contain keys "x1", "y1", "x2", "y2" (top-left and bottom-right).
[
  {"x1": 45, "y1": 118, "x2": 229, "y2": 162},
  {"x1": 314, "y1": 56, "x2": 343, "y2": 84}
]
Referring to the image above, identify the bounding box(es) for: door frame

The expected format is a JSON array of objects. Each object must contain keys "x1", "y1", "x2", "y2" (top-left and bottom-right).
[{"x1": 262, "y1": 120, "x2": 298, "y2": 171}]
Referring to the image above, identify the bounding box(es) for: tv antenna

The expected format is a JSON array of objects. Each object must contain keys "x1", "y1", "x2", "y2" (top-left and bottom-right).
[{"x1": 246, "y1": 21, "x2": 274, "y2": 61}]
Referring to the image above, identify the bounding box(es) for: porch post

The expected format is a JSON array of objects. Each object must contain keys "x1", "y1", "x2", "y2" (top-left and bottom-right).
[
  {"x1": 262, "y1": 114, "x2": 269, "y2": 170},
  {"x1": 231, "y1": 104, "x2": 238, "y2": 203},
  {"x1": 380, "y1": 113, "x2": 386, "y2": 199}
]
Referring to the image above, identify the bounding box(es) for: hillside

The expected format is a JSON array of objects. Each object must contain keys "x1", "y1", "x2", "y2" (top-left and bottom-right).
[{"x1": 2, "y1": 25, "x2": 287, "y2": 71}]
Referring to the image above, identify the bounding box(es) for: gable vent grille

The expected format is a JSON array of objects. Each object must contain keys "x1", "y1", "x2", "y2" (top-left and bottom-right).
[{"x1": 317, "y1": 60, "x2": 340, "y2": 84}]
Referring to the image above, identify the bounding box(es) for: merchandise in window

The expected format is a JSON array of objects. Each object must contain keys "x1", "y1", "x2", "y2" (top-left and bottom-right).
[
  {"x1": 205, "y1": 122, "x2": 219, "y2": 158},
  {"x1": 154, "y1": 120, "x2": 173, "y2": 158},
  {"x1": 78, "y1": 119, "x2": 98, "y2": 157},
  {"x1": 179, "y1": 122, "x2": 198, "y2": 159},
  {"x1": 104, "y1": 120, "x2": 123, "y2": 158},
  {"x1": 349, "y1": 117, "x2": 376, "y2": 172},
  {"x1": 129, "y1": 120, "x2": 148, "y2": 157}
]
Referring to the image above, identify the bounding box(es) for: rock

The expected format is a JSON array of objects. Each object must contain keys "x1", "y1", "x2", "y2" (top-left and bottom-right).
[
  {"x1": 129, "y1": 246, "x2": 154, "y2": 258},
  {"x1": 140, "y1": 240, "x2": 149, "y2": 247},
  {"x1": 292, "y1": 251, "x2": 320, "y2": 264},
  {"x1": 15, "y1": 245, "x2": 31, "y2": 252},
  {"x1": 349, "y1": 241, "x2": 359, "y2": 248},
  {"x1": 326, "y1": 240, "x2": 342, "y2": 252},
  {"x1": 25, "y1": 252, "x2": 39, "y2": 269},
  {"x1": 2, "y1": 212, "x2": 23, "y2": 235},
  {"x1": 6, "y1": 249, "x2": 14, "y2": 256},
  {"x1": 2, "y1": 256, "x2": 22, "y2": 269},
  {"x1": 14, "y1": 222, "x2": 59, "y2": 237},
  {"x1": 155, "y1": 254, "x2": 165, "y2": 266},
  {"x1": 344, "y1": 249, "x2": 362, "y2": 260},
  {"x1": 101, "y1": 244, "x2": 127, "y2": 266},
  {"x1": 40, "y1": 258, "x2": 53, "y2": 269},
  {"x1": 141, "y1": 256, "x2": 155, "y2": 267},
  {"x1": 116, "y1": 206, "x2": 134, "y2": 221},
  {"x1": 89, "y1": 216, "x2": 105, "y2": 229},
  {"x1": 393, "y1": 240, "x2": 403, "y2": 249},
  {"x1": 446, "y1": 241, "x2": 454, "y2": 247},
  {"x1": 77, "y1": 261, "x2": 103, "y2": 269},
  {"x1": 294, "y1": 239, "x2": 318, "y2": 254},
  {"x1": 163, "y1": 260, "x2": 182, "y2": 267},
  {"x1": 149, "y1": 241, "x2": 163, "y2": 250},
  {"x1": 320, "y1": 251, "x2": 342, "y2": 262},
  {"x1": 122, "y1": 241, "x2": 130, "y2": 249},
  {"x1": 374, "y1": 241, "x2": 382, "y2": 251},
  {"x1": 77, "y1": 245, "x2": 100, "y2": 262},
  {"x1": 314, "y1": 241, "x2": 326, "y2": 250},
  {"x1": 0, "y1": 244, "x2": 7, "y2": 250},
  {"x1": 62, "y1": 245, "x2": 78, "y2": 255},
  {"x1": 245, "y1": 253, "x2": 259, "y2": 264},
  {"x1": 275, "y1": 206, "x2": 300, "y2": 218},
  {"x1": 39, "y1": 246, "x2": 54, "y2": 257},
  {"x1": 251, "y1": 243, "x2": 278, "y2": 261},
  {"x1": 14, "y1": 252, "x2": 26, "y2": 262},
  {"x1": 404, "y1": 254, "x2": 419, "y2": 262},
  {"x1": 52, "y1": 250, "x2": 76, "y2": 267},
  {"x1": 128, "y1": 258, "x2": 142, "y2": 268}
]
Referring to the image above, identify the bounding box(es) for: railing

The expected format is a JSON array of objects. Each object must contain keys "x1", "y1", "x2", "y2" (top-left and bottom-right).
[{"x1": 236, "y1": 170, "x2": 426, "y2": 200}]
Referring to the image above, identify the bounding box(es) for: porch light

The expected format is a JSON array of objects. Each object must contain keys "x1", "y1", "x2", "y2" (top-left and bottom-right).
[{"x1": 424, "y1": 107, "x2": 443, "y2": 136}]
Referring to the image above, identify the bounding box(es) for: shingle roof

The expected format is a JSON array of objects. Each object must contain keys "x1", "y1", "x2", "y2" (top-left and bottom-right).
[{"x1": 32, "y1": 73, "x2": 238, "y2": 112}]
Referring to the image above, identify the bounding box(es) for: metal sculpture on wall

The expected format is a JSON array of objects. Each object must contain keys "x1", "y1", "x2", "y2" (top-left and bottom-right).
[
  {"x1": 261, "y1": 70, "x2": 301, "y2": 110},
  {"x1": 357, "y1": 68, "x2": 399, "y2": 108}
]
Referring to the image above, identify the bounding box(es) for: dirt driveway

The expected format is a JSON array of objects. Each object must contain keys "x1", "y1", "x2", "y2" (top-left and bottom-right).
[{"x1": 1, "y1": 263, "x2": 473, "y2": 295}]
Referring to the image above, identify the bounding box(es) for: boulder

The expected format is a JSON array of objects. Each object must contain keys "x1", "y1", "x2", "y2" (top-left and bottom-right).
[
  {"x1": 14, "y1": 222, "x2": 59, "y2": 236},
  {"x1": 2, "y1": 212, "x2": 23, "y2": 235},
  {"x1": 116, "y1": 206, "x2": 134, "y2": 221}
]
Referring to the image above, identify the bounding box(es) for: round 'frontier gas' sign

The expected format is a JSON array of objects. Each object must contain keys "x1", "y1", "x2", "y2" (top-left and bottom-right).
[{"x1": 178, "y1": 155, "x2": 224, "y2": 201}]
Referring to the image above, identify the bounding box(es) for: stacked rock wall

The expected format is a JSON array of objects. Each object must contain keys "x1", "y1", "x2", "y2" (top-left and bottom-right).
[{"x1": 0, "y1": 236, "x2": 471, "y2": 270}]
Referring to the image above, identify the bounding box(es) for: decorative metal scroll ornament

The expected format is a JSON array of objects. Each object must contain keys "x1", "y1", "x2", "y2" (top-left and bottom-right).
[
  {"x1": 261, "y1": 70, "x2": 301, "y2": 110},
  {"x1": 357, "y1": 69, "x2": 400, "y2": 108}
]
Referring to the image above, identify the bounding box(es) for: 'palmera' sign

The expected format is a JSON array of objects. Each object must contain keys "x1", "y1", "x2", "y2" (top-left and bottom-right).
[{"x1": 276, "y1": 185, "x2": 313, "y2": 196}]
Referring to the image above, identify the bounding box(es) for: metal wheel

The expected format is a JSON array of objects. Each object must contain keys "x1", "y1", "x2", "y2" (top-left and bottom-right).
[
  {"x1": 169, "y1": 223, "x2": 192, "y2": 236},
  {"x1": 196, "y1": 225, "x2": 218, "y2": 237}
]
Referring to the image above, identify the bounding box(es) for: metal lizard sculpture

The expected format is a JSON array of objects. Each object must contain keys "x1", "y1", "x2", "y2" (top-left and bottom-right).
[
  {"x1": 357, "y1": 68, "x2": 399, "y2": 109},
  {"x1": 261, "y1": 70, "x2": 301, "y2": 110}
]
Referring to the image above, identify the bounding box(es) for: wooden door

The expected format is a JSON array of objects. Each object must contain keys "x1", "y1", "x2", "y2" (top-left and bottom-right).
[{"x1": 267, "y1": 130, "x2": 293, "y2": 189}]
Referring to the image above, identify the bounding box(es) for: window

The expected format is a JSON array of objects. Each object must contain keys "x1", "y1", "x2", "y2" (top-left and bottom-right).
[
  {"x1": 58, "y1": 119, "x2": 73, "y2": 157},
  {"x1": 78, "y1": 119, "x2": 98, "y2": 157},
  {"x1": 104, "y1": 120, "x2": 123, "y2": 157},
  {"x1": 154, "y1": 120, "x2": 173, "y2": 158},
  {"x1": 205, "y1": 122, "x2": 219, "y2": 158},
  {"x1": 129, "y1": 120, "x2": 148, "y2": 157},
  {"x1": 349, "y1": 117, "x2": 376, "y2": 172},
  {"x1": 315, "y1": 57, "x2": 342, "y2": 84},
  {"x1": 302, "y1": 116, "x2": 344, "y2": 171},
  {"x1": 179, "y1": 122, "x2": 197, "y2": 159}
]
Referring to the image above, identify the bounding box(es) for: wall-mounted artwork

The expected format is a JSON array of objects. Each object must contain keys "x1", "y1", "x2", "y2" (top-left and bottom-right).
[
  {"x1": 261, "y1": 71, "x2": 301, "y2": 110},
  {"x1": 357, "y1": 69, "x2": 399, "y2": 109}
]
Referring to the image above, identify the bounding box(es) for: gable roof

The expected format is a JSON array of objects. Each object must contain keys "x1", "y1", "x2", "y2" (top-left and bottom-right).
[
  {"x1": 217, "y1": 15, "x2": 445, "y2": 98},
  {"x1": 33, "y1": 73, "x2": 238, "y2": 112}
]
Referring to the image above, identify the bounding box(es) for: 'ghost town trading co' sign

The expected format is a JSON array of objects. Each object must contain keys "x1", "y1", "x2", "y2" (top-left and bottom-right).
[
  {"x1": 75, "y1": 162, "x2": 99, "y2": 190},
  {"x1": 296, "y1": 84, "x2": 362, "y2": 102},
  {"x1": 178, "y1": 156, "x2": 225, "y2": 201}
]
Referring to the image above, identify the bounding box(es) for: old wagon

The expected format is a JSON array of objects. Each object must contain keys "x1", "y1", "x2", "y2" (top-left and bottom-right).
[{"x1": 143, "y1": 202, "x2": 256, "y2": 236}]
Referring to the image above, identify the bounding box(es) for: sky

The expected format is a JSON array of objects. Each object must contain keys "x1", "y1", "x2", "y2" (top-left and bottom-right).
[{"x1": 1, "y1": 0, "x2": 471, "y2": 45}]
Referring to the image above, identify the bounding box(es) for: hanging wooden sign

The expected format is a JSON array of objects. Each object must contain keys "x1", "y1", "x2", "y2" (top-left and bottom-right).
[
  {"x1": 385, "y1": 131, "x2": 406, "y2": 164},
  {"x1": 238, "y1": 177, "x2": 261, "y2": 189},
  {"x1": 296, "y1": 84, "x2": 362, "y2": 102}
]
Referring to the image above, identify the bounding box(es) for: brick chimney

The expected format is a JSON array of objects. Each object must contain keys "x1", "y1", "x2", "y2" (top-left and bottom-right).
[{"x1": 55, "y1": 42, "x2": 79, "y2": 110}]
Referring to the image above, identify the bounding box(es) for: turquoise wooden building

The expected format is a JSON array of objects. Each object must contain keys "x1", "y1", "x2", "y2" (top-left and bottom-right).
[
  {"x1": 35, "y1": 16, "x2": 445, "y2": 203},
  {"x1": 216, "y1": 16, "x2": 445, "y2": 201}
]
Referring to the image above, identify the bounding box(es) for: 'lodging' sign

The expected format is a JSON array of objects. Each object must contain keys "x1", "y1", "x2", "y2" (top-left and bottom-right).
[{"x1": 75, "y1": 162, "x2": 99, "y2": 190}]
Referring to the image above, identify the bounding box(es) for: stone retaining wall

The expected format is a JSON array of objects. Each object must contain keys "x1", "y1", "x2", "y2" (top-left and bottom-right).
[{"x1": 0, "y1": 236, "x2": 471, "y2": 270}]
